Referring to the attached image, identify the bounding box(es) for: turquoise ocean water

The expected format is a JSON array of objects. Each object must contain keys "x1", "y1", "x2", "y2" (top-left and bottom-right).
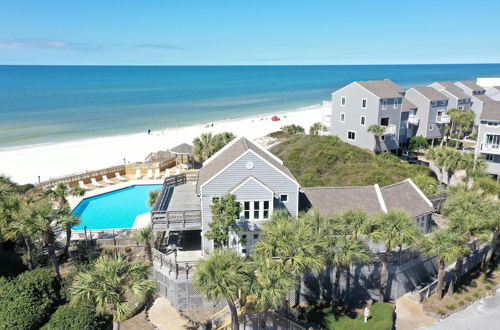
[
  {"x1": 71, "y1": 184, "x2": 162, "y2": 230},
  {"x1": 1, "y1": 64, "x2": 500, "y2": 149}
]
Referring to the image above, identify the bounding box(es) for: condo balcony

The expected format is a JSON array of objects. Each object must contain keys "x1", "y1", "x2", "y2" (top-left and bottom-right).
[
  {"x1": 436, "y1": 115, "x2": 451, "y2": 124},
  {"x1": 151, "y1": 174, "x2": 202, "y2": 231},
  {"x1": 383, "y1": 124, "x2": 397, "y2": 135},
  {"x1": 408, "y1": 115, "x2": 420, "y2": 125},
  {"x1": 480, "y1": 143, "x2": 500, "y2": 154}
]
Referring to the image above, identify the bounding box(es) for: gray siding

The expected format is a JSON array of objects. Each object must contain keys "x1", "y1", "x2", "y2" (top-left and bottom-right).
[
  {"x1": 200, "y1": 151, "x2": 299, "y2": 252},
  {"x1": 475, "y1": 121, "x2": 500, "y2": 176},
  {"x1": 405, "y1": 89, "x2": 447, "y2": 140},
  {"x1": 331, "y1": 82, "x2": 401, "y2": 151}
]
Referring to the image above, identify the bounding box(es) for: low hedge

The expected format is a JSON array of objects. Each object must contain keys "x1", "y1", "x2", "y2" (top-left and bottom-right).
[
  {"x1": 0, "y1": 268, "x2": 58, "y2": 330},
  {"x1": 41, "y1": 303, "x2": 109, "y2": 330}
]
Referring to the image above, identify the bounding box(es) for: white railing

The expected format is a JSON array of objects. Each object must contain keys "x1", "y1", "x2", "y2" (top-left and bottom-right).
[
  {"x1": 383, "y1": 124, "x2": 397, "y2": 135},
  {"x1": 481, "y1": 144, "x2": 500, "y2": 154},
  {"x1": 436, "y1": 115, "x2": 451, "y2": 124},
  {"x1": 408, "y1": 115, "x2": 420, "y2": 125}
]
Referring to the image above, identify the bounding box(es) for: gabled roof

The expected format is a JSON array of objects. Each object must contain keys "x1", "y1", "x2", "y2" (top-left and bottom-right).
[
  {"x1": 380, "y1": 180, "x2": 433, "y2": 218},
  {"x1": 196, "y1": 137, "x2": 297, "y2": 192},
  {"x1": 473, "y1": 93, "x2": 494, "y2": 103},
  {"x1": 457, "y1": 80, "x2": 485, "y2": 92},
  {"x1": 432, "y1": 81, "x2": 470, "y2": 100},
  {"x1": 402, "y1": 97, "x2": 417, "y2": 112},
  {"x1": 170, "y1": 143, "x2": 193, "y2": 155},
  {"x1": 302, "y1": 179, "x2": 433, "y2": 218},
  {"x1": 412, "y1": 87, "x2": 449, "y2": 101},
  {"x1": 480, "y1": 100, "x2": 500, "y2": 121},
  {"x1": 355, "y1": 80, "x2": 405, "y2": 99}
]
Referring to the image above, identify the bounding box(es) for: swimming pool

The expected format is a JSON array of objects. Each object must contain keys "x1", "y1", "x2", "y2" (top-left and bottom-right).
[{"x1": 71, "y1": 184, "x2": 162, "y2": 230}]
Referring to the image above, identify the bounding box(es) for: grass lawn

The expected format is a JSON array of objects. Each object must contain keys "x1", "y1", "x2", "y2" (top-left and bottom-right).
[
  {"x1": 299, "y1": 303, "x2": 394, "y2": 330},
  {"x1": 423, "y1": 262, "x2": 500, "y2": 317},
  {"x1": 271, "y1": 135, "x2": 437, "y2": 190}
]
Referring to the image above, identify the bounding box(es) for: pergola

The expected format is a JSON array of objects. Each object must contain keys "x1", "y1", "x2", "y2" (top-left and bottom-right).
[{"x1": 169, "y1": 143, "x2": 194, "y2": 169}]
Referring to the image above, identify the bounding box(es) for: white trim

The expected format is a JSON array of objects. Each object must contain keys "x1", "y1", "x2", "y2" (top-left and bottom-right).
[
  {"x1": 360, "y1": 115, "x2": 366, "y2": 126},
  {"x1": 341, "y1": 96, "x2": 347, "y2": 106},
  {"x1": 374, "y1": 184, "x2": 387, "y2": 213},
  {"x1": 230, "y1": 176, "x2": 275, "y2": 195},
  {"x1": 393, "y1": 98, "x2": 399, "y2": 109},
  {"x1": 347, "y1": 130, "x2": 356, "y2": 141},
  {"x1": 279, "y1": 194, "x2": 289, "y2": 203},
  {"x1": 340, "y1": 112, "x2": 345, "y2": 122},
  {"x1": 405, "y1": 178, "x2": 433, "y2": 208},
  {"x1": 200, "y1": 149, "x2": 299, "y2": 192}
]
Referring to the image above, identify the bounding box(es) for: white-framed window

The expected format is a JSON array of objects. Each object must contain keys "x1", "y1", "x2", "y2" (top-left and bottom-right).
[
  {"x1": 393, "y1": 99, "x2": 399, "y2": 109},
  {"x1": 253, "y1": 201, "x2": 260, "y2": 219},
  {"x1": 458, "y1": 106, "x2": 464, "y2": 110},
  {"x1": 485, "y1": 154, "x2": 494, "y2": 162},
  {"x1": 360, "y1": 116, "x2": 366, "y2": 126},
  {"x1": 440, "y1": 100, "x2": 447, "y2": 106},
  {"x1": 340, "y1": 113, "x2": 345, "y2": 122},
  {"x1": 361, "y1": 98, "x2": 367, "y2": 109},
  {"x1": 263, "y1": 201, "x2": 270, "y2": 219},
  {"x1": 382, "y1": 100, "x2": 387, "y2": 110},
  {"x1": 341, "y1": 96, "x2": 347, "y2": 106},
  {"x1": 487, "y1": 121, "x2": 499, "y2": 127},
  {"x1": 347, "y1": 131, "x2": 356, "y2": 141},
  {"x1": 431, "y1": 101, "x2": 438, "y2": 107},
  {"x1": 279, "y1": 194, "x2": 288, "y2": 202},
  {"x1": 243, "y1": 201, "x2": 250, "y2": 220},
  {"x1": 429, "y1": 124, "x2": 434, "y2": 130}
]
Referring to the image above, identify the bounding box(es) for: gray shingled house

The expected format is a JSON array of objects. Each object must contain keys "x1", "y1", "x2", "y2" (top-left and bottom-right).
[
  {"x1": 474, "y1": 100, "x2": 500, "y2": 179},
  {"x1": 330, "y1": 80, "x2": 404, "y2": 152}
]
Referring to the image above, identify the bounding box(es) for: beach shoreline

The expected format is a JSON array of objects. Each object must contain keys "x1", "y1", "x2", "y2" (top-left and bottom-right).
[{"x1": 0, "y1": 103, "x2": 328, "y2": 184}]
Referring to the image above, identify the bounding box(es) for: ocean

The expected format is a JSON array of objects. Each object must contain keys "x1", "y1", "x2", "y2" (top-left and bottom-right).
[{"x1": 1, "y1": 64, "x2": 500, "y2": 149}]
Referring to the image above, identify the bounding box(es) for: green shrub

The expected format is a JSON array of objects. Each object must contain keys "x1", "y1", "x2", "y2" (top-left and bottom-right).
[
  {"x1": 465, "y1": 295, "x2": 473, "y2": 301},
  {"x1": 458, "y1": 300, "x2": 465, "y2": 306},
  {"x1": 41, "y1": 303, "x2": 109, "y2": 330},
  {"x1": 0, "y1": 268, "x2": 58, "y2": 330},
  {"x1": 408, "y1": 136, "x2": 430, "y2": 151},
  {"x1": 436, "y1": 309, "x2": 446, "y2": 315},
  {"x1": 473, "y1": 291, "x2": 480, "y2": 298},
  {"x1": 447, "y1": 139, "x2": 457, "y2": 147},
  {"x1": 485, "y1": 284, "x2": 493, "y2": 290},
  {"x1": 445, "y1": 303, "x2": 456, "y2": 311}
]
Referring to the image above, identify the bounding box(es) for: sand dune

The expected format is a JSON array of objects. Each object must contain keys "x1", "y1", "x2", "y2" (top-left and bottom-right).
[{"x1": 0, "y1": 104, "x2": 328, "y2": 184}]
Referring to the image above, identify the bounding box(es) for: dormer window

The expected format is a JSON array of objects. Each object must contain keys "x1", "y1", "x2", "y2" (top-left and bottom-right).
[{"x1": 393, "y1": 99, "x2": 399, "y2": 109}]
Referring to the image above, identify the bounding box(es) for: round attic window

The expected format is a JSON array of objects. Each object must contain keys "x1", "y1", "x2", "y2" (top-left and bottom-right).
[{"x1": 245, "y1": 161, "x2": 254, "y2": 169}]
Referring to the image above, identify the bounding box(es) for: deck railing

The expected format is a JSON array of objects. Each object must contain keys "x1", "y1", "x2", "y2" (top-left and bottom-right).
[
  {"x1": 152, "y1": 248, "x2": 199, "y2": 279},
  {"x1": 152, "y1": 210, "x2": 202, "y2": 229}
]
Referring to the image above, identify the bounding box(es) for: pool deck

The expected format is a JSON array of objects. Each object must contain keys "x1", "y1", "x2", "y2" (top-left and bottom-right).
[{"x1": 166, "y1": 181, "x2": 200, "y2": 212}]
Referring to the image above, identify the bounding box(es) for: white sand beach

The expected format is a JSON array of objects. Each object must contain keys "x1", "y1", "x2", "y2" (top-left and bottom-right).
[{"x1": 0, "y1": 104, "x2": 328, "y2": 184}]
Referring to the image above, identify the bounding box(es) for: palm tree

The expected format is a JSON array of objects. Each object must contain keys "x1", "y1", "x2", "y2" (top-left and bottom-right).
[
  {"x1": 71, "y1": 252, "x2": 155, "y2": 330},
  {"x1": 330, "y1": 235, "x2": 371, "y2": 303},
  {"x1": 421, "y1": 229, "x2": 470, "y2": 299},
  {"x1": 443, "y1": 148, "x2": 465, "y2": 185},
  {"x1": 452, "y1": 109, "x2": 475, "y2": 149},
  {"x1": 251, "y1": 259, "x2": 296, "y2": 313},
  {"x1": 254, "y1": 210, "x2": 325, "y2": 306},
  {"x1": 193, "y1": 249, "x2": 252, "y2": 330},
  {"x1": 132, "y1": 226, "x2": 153, "y2": 261},
  {"x1": 45, "y1": 182, "x2": 85, "y2": 257},
  {"x1": 482, "y1": 204, "x2": 500, "y2": 273},
  {"x1": 192, "y1": 132, "x2": 216, "y2": 162},
  {"x1": 309, "y1": 122, "x2": 327, "y2": 136},
  {"x1": 214, "y1": 131, "x2": 236, "y2": 149},
  {"x1": 281, "y1": 124, "x2": 305, "y2": 135},
  {"x1": 461, "y1": 153, "x2": 486, "y2": 186},
  {"x1": 427, "y1": 147, "x2": 450, "y2": 184},
  {"x1": 340, "y1": 209, "x2": 373, "y2": 242},
  {"x1": 148, "y1": 189, "x2": 160, "y2": 207},
  {"x1": 371, "y1": 209, "x2": 421, "y2": 302},
  {"x1": 367, "y1": 125, "x2": 386, "y2": 153}
]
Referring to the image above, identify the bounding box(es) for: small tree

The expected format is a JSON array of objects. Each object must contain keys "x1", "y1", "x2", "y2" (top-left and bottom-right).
[
  {"x1": 193, "y1": 132, "x2": 235, "y2": 162},
  {"x1": 148, "y1": 189, "x2": 160, "y2": 207},
  {"x1": 367, "y1": 125, "x2": 386, "y2": 153},
  {"x1": 281, "y1": 124, "x2": 305, "y2": 135},
  {"x1": 408, "y1": 136, "x2": 430, "y2": 152},
  {"x1": 206, "y1": 194, "x2": 241, "y2": 248},
  {"x1": 132, "y1": 226, "x2": 153, "y2": 261},
  {"x1": 309, "y1": 122, "x2": 327, "y2": 135}
]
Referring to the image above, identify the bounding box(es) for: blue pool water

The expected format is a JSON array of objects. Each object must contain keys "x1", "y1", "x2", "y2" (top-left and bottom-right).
[{"x1": 71, "y1": 184, "x2": 162, "y2": 230}]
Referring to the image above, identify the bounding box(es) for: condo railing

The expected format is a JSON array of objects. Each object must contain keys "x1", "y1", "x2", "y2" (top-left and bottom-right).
[
  {"x1": 481, "y1": 143, "x2": 500, "y2": 153},
  {"x1": 152, "y1": 248, "x2": 199, "y2": 279}
]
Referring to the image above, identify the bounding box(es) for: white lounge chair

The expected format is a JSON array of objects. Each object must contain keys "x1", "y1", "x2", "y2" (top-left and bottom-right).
[
  {"x1": 78, "y1": 180, "x2": 90, "y2": 190},
  {"x1": 164, "y1": 168, "x2": 171, "y2": 177},
  {"x1": 91, "y1": 178, "x2": 103, "y2": 188},
  {"x1": 135, "y1": 169, "x2": 142, "y2": 179},
  {"x1": 102, "y1": 175, "x2": 114, "y2": 185},
  {"x1": 115, "y1": 172, "x2": 127, "y2": 181},
  {"x1": 175, "y1": 168, "x2": 181, "y2": 175},
  {"x1": 154, "y1": 169, "x2": 161, "y2": 179},
  {"x1": 147, "y1": 169, "x2": 153, "y2": 179}
]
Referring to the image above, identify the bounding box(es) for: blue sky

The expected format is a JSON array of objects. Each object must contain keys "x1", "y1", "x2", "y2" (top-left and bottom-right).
[{"x1": 1, "y1": 0, "x2": 499, "y2": 65}]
